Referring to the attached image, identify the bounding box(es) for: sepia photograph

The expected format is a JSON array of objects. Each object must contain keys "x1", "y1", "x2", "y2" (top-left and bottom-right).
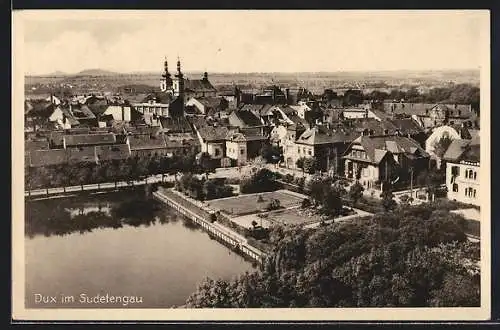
[{"x1": 12, "y1": 9, "x2": 491, "y2": 321}]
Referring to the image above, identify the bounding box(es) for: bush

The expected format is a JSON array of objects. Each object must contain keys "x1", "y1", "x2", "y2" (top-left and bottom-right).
[
  {"x1": 239, "y1": 168, "x2": 281, "y2": 194},
  {"x1": 266, "y1": 198, "x2": 281, "y2": 211},
  {"x1": 301, "y1": 198, "x2": 312, "y2": 208}
]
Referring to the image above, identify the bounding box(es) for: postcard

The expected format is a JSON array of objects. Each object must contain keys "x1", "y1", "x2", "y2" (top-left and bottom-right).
[{"x1": 12, "y1": 9, "x2": 491, "y2": 321}]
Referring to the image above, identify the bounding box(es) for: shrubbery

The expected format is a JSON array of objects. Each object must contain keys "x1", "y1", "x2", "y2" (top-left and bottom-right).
[
  {"x1": 239, "y1": 168, "x2": 282, "y2": 194},
  {"x1": 186, "y1": 205, "x2": 479, "y2": 308},
  {"x1": 176, "y1": 173, "x2": 234, "y2": 201}
]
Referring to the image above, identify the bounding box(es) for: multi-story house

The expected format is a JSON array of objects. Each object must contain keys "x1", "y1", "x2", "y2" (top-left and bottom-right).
[
  {"x1": 443, "y1": 138, "x2": 480, "y2": 206},
  {"x1": 192, "y1": 123, "x2": 230, "y2": 160},
  {"x1": 283, "y1": 125, "x2": 354, "y2": 175},
  {"x1": 343, "y1": 133, "x2": 430, "y2": 189}
]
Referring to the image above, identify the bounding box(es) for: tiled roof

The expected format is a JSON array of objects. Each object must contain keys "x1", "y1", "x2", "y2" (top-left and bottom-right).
[
  {"x1": 67, "y1": 147, "x2": 98, "y2": 164},
  {"x1": 196, "y1": 125, "x2": 230, "y2": 141},
  {"x1": 125, "y1": 125, "x2": 162, "y2": 136},
  {"x1": 69, "y1": 104, "x2": 97, "y2": 119},
  {"x1": 297, "y1": 125, "x2": 355, "y2": 145},
  {"x1": 239, "y1": 104, "x2": 266, "y2": 113},
  {"x1": 443, "y1": 138, "x2": 480, "y2": 163},
  {"x1": 63, "y1": 133, "x2": 116, "y2": 146},
  {"x1": 163, "y1": 133, "x2": 200, "y2": 148},
  {"x1": 159, "y1": 116, "x2": 192, "y2": 133},
  {"x1": 387, "y1": 118, "x2": 424, "y2": 134},
  {"x1": 280, "y1": 105, "x2": 298, "y2": 116},
  {"x1": 349, "y1": 135, "x2": 429, "y2": 164},
  {"x1": 197, "y1": 97, "x2": 223, "y2": 109},
  {"x1": 95, "y1": 144, "x2": 131, "y2": 161},
  {"x1": 26, "y1": 101, "x2": 55, "y2": 118},
  {"x1": 230, "y1": 110, "x2": 263, "y2": 127},
  {"x1": 142, "y1": 91, "x2": 173, "y2": 104},
  {"x1": 27, "y1": 149, "x2": 67, "y2": 167},
  {"x1": 287, "y1": 114, "x2": 310, "y2": 129},
  {"x1": 128, "y1": 135, "x2": 167, "y2": 150},
  {"x1": 184, "y1": 79, "x2": 217, "y2": 92},
  {"x1": 66, "y1": 127, "x2": 91, "y2": 135},
  {"x1": 25, "y1": 140, "x2": 50, "y2": 151}
]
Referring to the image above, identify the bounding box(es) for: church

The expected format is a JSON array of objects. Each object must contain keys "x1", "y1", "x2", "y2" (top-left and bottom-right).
[
  {"x1": 134, "y1": 57, "x2": 217, "y2": 124},
  {"x1": 160, "y1": 57, "x2": 217, "y2": 100}
]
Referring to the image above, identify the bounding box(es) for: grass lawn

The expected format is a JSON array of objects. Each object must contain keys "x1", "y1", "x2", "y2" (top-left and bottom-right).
[
  {"x1": 206, "y1": 190, "x2": 303, "y2": 216},
  {"x1": 266, "y1": 208, "x2": 323, "y2": 226}
]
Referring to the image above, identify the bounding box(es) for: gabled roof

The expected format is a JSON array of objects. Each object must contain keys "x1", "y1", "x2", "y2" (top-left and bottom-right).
[
  {"x1": 63, "y1": 133, "x2": 116, "y2": 146},
  {"x1": 229, "y1": 110, "x2": 263, "y2": 127},
  {"x1": 142, "y1": 91, "x2": 173, "y2": 104},
  {"x1": 239, "y1": 104, "x2": 265, "y2": 113},
  {"x1": 287, "y1": 114, "x2": 310, "y2": 129},
  {"x1": 159, "y1": 116, "x2": 192, "y2": 133},
  {"x1": 387, "y1": 118, "x2": 424, "y2": 135},
  {"x1": 443, "y1": 138, "x2": 480, "y2": 163},
  {"x1": 184, "y1": 79, "x2": 217, "y2": 93},
  {"x1": 296, "y1": 125, "x2": 354, "y2": 145},
  {"x1": 347, "y1": 135, "x2": 429, "y2": 164},
  {"x1": 26, "y1": 101, "x2": 56, "y2": 118},
  {"x1": 87, "y1": 103, "x2": 110, "y2": 116},
  {"x1": 196, "y1": 97, "x2": 223, "y2": 109},
  {"x1": 196, "y1": 124, "x2": 230, "y2": 141}
]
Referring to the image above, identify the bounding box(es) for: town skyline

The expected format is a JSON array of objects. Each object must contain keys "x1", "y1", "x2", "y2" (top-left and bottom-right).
[{"x1": 18, "y1": 10, "x2": 486, "y2": 75}]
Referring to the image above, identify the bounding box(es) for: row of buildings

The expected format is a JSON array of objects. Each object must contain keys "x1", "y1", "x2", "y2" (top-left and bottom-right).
[{"x1": 24, "y1": 58, "x2": 481, "y2": 205}]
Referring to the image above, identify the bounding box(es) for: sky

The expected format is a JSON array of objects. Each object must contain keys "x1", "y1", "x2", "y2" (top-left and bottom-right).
[{"x1": 16, "y1": 10, "x2": 488, "y2": 75}]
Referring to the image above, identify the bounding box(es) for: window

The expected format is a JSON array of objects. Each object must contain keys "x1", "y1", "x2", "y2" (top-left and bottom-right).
[
  {"x1": 215, "y1": 148, "x2": 220, "y2": 156},
  {"x1": 474, "y1": 172, "x2": 477, "y2": 180},
  {"x1": 452, "y1": 183, "x2": 458, "y2": 192},
  {"x1": 298, "y1": 147, "x2": 301, "y2": 154},
  {"x1": 473, "y1": 189, "x2": 477, "y2": 198},
  {"x1": 451, "y1": 166, "x2": 460, "y2": 176},
  {"x1": 240, "y1": 149, "x2": 244, "y2": 155},
  {"x1": 308, "y1": 149, "x2": 312, "y2": 156}
]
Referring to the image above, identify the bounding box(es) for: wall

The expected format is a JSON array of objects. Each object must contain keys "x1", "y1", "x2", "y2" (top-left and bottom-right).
[
  {"x1": 226, "y1": 140, "x2": 247, "y2": 165},
  {"x1": 104, "y1": 106, "x2": 131, "y2": 122},
  {"x1": 446, "y1": 161, "x2": 480, "y2": 206},
  {"x1": 207, "y1": 142, "x2": 225, "y2": 159},
  {"x1": 49, "y1": 107, "x2": 64, "y2": 122}
]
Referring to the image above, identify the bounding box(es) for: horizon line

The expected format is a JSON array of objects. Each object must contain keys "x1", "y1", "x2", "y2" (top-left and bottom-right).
[{"x1": 25, "y1": 67, "x2": 481, "y2": 77}]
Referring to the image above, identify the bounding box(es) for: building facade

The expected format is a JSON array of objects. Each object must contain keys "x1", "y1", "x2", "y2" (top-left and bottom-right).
[{"x1": 443, "y1": 139, "x2": 480, "y2": 206}]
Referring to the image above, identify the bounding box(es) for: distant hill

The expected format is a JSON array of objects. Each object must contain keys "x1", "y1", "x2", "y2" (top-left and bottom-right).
[{"x1": 76, "y1": 69, "x2": 119, "y2": 76}]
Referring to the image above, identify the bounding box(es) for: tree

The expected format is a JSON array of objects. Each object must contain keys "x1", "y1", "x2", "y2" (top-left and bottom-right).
[
  {"x1": 380, "y1": 184, "x2": 397, "y2": 211},
  {"x1": 302, "y1": 157, "x2": 318, "y2": 174},
  {"x1": 198, "y1": 152, "x2": 215, "y2": 179},
  {"x1": 266, "y1": 198, "x2": 281, "y2": 211},
  {"x1": 185, "y1": 205, "x2": 479, "y2": 308},
  {"x1": 433, "y1": 135, "x2": 454, "y2": 159},
  {"x1": 348, "y1": 182, "x2": 364, "y2": 206},
  {"x1": 342, "y1": 89, "x2": 364, "y2": 106},
  {"x1": 321, "y1": 186, "x2": 343, "y2": 216},
  {"x1": 260, "y1": 144, "x2": 282, "y2": 164}
]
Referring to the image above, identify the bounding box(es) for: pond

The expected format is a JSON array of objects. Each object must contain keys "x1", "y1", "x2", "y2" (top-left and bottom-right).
[{"x1": 24, "y1": 189, "x2": 255, "y2": 308}]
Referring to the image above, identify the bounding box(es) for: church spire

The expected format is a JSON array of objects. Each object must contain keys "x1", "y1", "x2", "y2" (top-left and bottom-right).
[
  {"x1": 176, "y1": 56, "x2": 183, "y2": 78},
  {"x1": 162, "y1": 56, "x2": 171, "y2": 80}
]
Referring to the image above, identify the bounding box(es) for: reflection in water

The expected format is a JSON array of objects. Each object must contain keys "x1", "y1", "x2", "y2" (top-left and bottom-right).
[
  {"x1": 25, "y1": 190, "x2": 255, "y2": 308},
  {"x1": 25, "y1": 191, "x2": 181, "y2": 238}
]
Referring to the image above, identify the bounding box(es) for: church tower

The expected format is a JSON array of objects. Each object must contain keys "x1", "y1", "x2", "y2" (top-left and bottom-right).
[
  {"x1": 172, "y1": 57, "x2": 184, "y2": 98},
  {"x1": 160, "y1": 57, "x2": 173, "y2": 94}
]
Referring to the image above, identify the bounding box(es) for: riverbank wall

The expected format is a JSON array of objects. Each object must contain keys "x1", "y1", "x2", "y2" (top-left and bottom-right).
[{"x1": 153, "y1": 189, "x2": 266, "y2": 264}]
